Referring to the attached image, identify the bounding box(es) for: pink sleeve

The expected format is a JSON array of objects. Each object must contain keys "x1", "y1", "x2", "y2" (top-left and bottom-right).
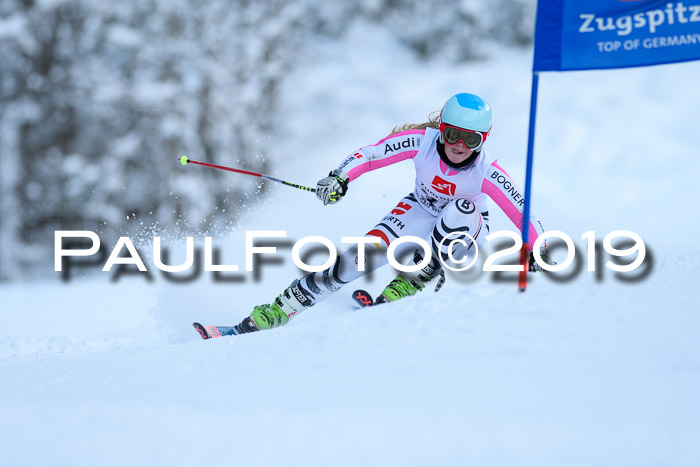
[
  {"x1": 481, "y1": 160, "x2": 543, "y2": 247},
  {"x1": 338, "y1": 130, "x2": 425, "y2": 182}
]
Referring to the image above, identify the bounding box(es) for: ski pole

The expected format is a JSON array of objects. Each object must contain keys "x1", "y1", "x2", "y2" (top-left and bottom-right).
[{"x1": 179, "y1": 155, "x2": 316, "y2": 193}]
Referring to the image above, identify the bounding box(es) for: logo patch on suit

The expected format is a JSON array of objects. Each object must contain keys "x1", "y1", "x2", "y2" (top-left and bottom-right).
[
  {"x1": 431, "y1": 176, "x2": 456, "y2": 196},
  {"x1": 456, "y1": 199, "x2": 476, "y2": 214},
  {"x1": 391, "y1": 202, "x2": 412, "y2": 215}
]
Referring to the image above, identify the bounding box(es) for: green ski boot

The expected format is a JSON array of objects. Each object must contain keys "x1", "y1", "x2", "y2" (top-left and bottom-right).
[
  {"x1": 250, "y1": 302, "x2": 290, "y2": 330},
  {"x1": 235, "y1": 279, "x2": 314, "y2": 333},
  {"x1": 377, "y1": 274, "x2": 424, "y2": 303},
  {"x1": 376, "y1": 250, "x2": 444, "y2": 304}
]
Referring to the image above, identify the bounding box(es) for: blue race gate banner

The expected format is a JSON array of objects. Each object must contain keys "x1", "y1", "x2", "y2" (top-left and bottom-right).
[
  {"x1": 534, "y1": 0, "x2": 700, "y2": 71},
  {"x1": 521, "y1": 1, "x2": 700, "y2": 289}
]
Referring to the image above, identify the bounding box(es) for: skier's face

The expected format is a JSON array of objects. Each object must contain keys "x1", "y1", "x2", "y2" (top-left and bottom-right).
[{"x1": 444, "y1": 140, "x2": 475, "y2": 164}]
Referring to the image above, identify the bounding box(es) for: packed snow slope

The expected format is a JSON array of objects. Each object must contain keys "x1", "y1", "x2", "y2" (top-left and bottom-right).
[{"x1": 2, "y1": 32, "x2": 700, "y2": 466}]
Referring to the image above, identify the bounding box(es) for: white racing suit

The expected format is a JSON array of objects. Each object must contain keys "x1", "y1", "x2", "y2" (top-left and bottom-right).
[{"x1": 288, "y1": 127, "x2": 545, "y2": 312}]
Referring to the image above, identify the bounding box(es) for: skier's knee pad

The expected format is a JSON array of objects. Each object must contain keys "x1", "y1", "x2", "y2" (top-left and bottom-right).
[{"x1": 432, "y1": 199, "x2": 485, "y2": 263}]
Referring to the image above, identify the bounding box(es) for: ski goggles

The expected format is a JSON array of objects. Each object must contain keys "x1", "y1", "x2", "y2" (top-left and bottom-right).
[{"x1": 439, "y1": 122, "x2": 489, "y2": 149}]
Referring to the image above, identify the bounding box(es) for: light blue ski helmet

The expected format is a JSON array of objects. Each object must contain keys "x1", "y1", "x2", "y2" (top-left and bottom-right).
[{"x1": 439, "y1": 93, "x2": 492, "y2": 134}]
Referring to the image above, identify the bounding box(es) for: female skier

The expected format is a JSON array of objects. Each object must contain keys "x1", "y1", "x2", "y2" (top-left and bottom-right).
[{"x1": 233, "y1": 93, "x2": 552, "y2": 334}]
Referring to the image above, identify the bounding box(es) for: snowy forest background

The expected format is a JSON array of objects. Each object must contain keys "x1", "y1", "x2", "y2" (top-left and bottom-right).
[{"x1": 0, "y1": 0, "x2": 535, "y2": 280}]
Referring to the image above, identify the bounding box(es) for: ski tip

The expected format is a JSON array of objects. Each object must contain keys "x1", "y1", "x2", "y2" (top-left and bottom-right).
[
  {"x1": 192, "y1": 322, "x2": 211, "y2": 340},
  {"x1": 352, "y1": 289, "x2": 374, "y2": 308},
  {"x1": 180, "y1": 155, "x2": 190, "y2": 166}
]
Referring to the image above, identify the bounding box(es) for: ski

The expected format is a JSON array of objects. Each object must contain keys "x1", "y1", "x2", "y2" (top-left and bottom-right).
[
  {"x1": 193, "y1": 322, "x2": 239, "y2": 340},
  {"x1": 352, "y1": 289, "x2": 375, "y2": 308}
]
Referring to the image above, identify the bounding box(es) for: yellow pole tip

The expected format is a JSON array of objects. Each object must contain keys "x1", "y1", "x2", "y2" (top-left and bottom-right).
[{"x1": 180, "y1": 155, "x2": 189, "y2": 166}]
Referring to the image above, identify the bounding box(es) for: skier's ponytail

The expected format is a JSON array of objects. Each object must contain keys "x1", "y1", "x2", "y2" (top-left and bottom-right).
[{"x1": 388, "y1": 111, "x2": 440, "y2": 136}]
